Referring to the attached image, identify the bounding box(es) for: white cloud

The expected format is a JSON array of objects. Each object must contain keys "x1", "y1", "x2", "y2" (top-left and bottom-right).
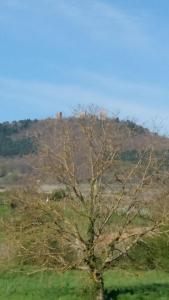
[
  {"x1": 54, "y1": 0, "x2": 148, "y2": 47},
  {"x1": 0, "y1": 0, "x2": 149, "y2": 50},
  {"x1": 0, "y1": 76, "x2": 169, "y2": 131}
]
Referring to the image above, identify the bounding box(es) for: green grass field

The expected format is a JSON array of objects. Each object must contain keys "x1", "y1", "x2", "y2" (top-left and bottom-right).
[
  {"x1": 1, "y1": 197, "x2": 169, "y2": 299},
  {"x1": 0, "y1": 269, "x2": 169, "y2": 299}
]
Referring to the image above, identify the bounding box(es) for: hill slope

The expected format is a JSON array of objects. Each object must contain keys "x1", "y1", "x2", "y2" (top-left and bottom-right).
[{"x1": 0, "y1": 116, "x2": 169, "y2": 187}]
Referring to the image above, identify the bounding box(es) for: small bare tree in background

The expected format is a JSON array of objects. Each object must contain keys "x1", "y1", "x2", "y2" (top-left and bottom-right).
[{"x1": 5, "y1": 107, "x2": 168, "y2": 300}]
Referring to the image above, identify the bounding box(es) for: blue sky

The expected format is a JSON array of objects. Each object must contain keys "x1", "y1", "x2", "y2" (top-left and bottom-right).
[{"x1": 0, "y1": 0, "x2": 169, "y2": 133}]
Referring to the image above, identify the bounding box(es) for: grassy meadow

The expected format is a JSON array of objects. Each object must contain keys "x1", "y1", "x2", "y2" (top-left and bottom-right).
[
  {"x1": 1, "y1": 193, "x2": 169, "y2": 299},
  {"x1": 1, "y1": 269, "x2": 169, "y2": 299}
]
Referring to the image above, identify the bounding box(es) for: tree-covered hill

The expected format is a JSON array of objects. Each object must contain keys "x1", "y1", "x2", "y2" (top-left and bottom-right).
[
  {"x1": 0, "y1": 115, "x2": 169, "y2": 187},
  {"x1": 0, "y1": 115, "x2": 168, "y2": 159},
  {"x1": 0, "y1": 119, "x2": 37, "y2": 157}
]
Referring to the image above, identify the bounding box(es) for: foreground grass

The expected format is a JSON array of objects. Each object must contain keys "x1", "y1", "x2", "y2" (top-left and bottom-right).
[
  {"x1": 0, "y1": 270, "x2": 89, "y2": 300},
  {"x1": 1, "y1": 201, "x2": 169, "y2": 299},
  {"x1": 0, "y1": 269, "x2": 169, "y2": 299},
  {"x1": 105, "y1": 270, "x2": 169, "y2": 299}
]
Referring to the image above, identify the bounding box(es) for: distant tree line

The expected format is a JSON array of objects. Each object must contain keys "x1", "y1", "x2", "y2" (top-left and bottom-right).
[
  {"x1": 0, "y1": 119, "x2": 37, "y2": 157},
  {"x1": 120, "y1": 149, "x2": 169, "y2": 173},
  {"x1": 0, "y1": 116, "x2": 158, "y2": 159},
  {"x1": 0, "y1": 137, "x2": 36, "y2": 157},
  {"x1": 0, "y1": 119, "x2": 37, "y2": 136},
  {"x1": 124, "y1": 119, "x2": 149, "y2": 134}
]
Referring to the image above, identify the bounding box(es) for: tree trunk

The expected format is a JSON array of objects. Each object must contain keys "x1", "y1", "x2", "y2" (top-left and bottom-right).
[
  {"x1": 95, "y1": 283, "x2": 104, "y2": 300},
  {"x1": 91, "y1": 270, "x2": 105, "y2": 300}
]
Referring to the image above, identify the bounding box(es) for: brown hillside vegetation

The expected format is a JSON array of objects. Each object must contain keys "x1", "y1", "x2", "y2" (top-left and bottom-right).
[{"x1": 0, "y1": 111, "x2": 169, "y2": 189}]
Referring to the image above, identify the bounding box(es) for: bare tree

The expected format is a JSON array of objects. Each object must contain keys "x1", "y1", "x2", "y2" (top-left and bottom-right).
[{"x1": 4, "y1": 108, "x2": 168, "y2": 300}]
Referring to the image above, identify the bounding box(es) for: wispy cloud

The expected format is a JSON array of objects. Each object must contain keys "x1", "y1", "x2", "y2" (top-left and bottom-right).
[
  {"x1": 0, "y1": 0, "x2": 149, "y2": 49},
  {"x1": 0, "y1": 1, "x2": 168, "y2": 134},
  {"x1": 0, "y1": 0, "x2": 166, "y2": 58},
  {"x1": 0, "y1": 76, "x2": 169, "y2": 133},
  {"x1": 54, "y1": 0, "x2": 148, "y2": 47}
]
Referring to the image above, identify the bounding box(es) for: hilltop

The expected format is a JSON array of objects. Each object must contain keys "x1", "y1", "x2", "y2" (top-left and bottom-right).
[{"x1": 0, "y1": 114, "x2": 169, "y2": 188}]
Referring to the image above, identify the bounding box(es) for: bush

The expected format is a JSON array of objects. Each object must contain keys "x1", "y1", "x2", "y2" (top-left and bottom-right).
[
  {"x1": 50, "y1": 189, "x2": 67, "y2": 201},
  {"x1": 127, "y1": 233, "x2": 169, "y2": 271}
]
